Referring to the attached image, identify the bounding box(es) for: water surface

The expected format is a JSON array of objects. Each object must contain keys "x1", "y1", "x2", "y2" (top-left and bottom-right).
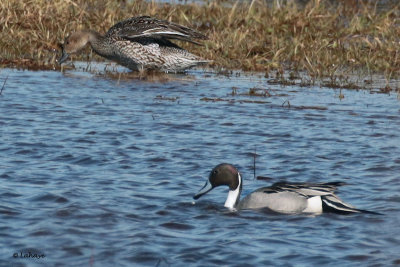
[{"x1": 0, "y1": 64, "x2": 399, "y2": 266}]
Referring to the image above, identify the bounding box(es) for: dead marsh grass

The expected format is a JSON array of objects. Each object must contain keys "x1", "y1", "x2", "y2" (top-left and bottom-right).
[{"x1": 1, "y1": 0, "x2": 400, "y2": 87}]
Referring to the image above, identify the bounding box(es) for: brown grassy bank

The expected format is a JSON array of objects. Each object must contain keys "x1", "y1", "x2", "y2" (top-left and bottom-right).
[{"x1": 1, "y1": 0, "x2": 400, "y2": 83}]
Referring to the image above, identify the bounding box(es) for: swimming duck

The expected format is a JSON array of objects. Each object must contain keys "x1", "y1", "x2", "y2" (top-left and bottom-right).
[
  {"x1": 194, "y1": 163, "x2": 377, "y2": 214},
  {"x1": 58, "y1": 16, "x2": 209, "y2": 72}
]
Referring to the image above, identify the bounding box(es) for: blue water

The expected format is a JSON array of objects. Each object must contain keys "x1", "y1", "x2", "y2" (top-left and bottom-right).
[{"x1": 0, "y1": 64, "x2": 399, "y2": 266}]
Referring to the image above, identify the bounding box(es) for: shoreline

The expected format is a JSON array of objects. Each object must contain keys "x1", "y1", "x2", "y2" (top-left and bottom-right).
[{"x1": 1, "y1": 0, "x2": 399, "y2": 89}]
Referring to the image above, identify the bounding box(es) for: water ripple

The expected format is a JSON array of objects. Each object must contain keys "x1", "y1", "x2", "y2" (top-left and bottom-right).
[{"x1": 0, "y1": 67, "x2": 399, "y2": 266}]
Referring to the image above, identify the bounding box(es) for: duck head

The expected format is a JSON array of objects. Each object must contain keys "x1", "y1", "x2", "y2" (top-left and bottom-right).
[
  {"x1": 194, "y1": 163, "x2": 242, "y2": 209},
  {"x1": 58, "y1": 31, "x2": 93, "y2": 64}
]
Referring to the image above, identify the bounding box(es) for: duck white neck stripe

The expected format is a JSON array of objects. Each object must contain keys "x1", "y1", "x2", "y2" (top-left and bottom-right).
[{"x1": 224, "y1": 173, "x2": 242, "y2": 210}]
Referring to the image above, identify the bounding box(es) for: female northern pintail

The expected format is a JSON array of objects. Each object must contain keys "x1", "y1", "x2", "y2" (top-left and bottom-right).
[
  {"x1": 58, "y1": 16, "x2": 209, "y2": 72},
  {"x1": 194, "y1": 163, "x2": 378, "y2": 214}
]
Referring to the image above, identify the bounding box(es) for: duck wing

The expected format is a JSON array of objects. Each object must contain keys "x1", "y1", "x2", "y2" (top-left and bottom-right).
[
  {"x1": 262, "y1": 181, "x2": 346, "y2": 197},
  {"x1": 261, "y1": 181, "x2": 380, "y2": 214},
  {"x1": 107, "y1": 16, "x2": 207, "y2": 45}
]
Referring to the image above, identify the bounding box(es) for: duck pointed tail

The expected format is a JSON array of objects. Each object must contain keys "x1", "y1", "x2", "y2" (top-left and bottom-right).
[{"x1": 321, "y1": 195, "x2": 382, "y2": 215}]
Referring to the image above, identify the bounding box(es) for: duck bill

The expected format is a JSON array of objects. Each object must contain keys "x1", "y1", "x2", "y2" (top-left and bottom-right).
[
  {"x1": 57, "y1": 49, "x2": 69, "y2": 64},
  {"x1": 193, "y1": 180, "x2": 213, "y2": 200}
]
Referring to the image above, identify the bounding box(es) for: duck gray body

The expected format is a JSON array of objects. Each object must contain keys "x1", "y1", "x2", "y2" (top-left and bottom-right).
[
  {"x1": 194, "y1": 163, "x2": 377, "y2": 214},
  {"x1": 58, "y1": 16, "x2": 209, "y2": 72}
]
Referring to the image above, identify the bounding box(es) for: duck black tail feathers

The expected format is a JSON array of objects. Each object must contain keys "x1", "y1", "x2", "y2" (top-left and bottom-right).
[{"x1": 321, "y1": 195, "x2": 382, "y2": 215}]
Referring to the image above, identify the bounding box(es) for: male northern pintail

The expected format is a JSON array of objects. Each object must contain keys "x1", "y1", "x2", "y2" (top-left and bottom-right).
[
  {"x1": 58, "y1": 16, "x2": 209, "y2": 72},
  {"x1": 194, "y1": 163, "x2": 378, "y2": 214}
]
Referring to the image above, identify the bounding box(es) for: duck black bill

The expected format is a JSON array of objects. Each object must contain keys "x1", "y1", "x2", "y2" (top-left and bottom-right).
[
  {"x1": 57, "y1": 49, "x2": 69, "y2": 64},
  {"x1": 193, "y1": 180, "x2": 213, "y2": 200}
]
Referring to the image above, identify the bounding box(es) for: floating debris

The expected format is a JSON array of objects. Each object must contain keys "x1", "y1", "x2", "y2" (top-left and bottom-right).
[{"x1": 154, "y1": 95, "x2": 180, "y2": 102}]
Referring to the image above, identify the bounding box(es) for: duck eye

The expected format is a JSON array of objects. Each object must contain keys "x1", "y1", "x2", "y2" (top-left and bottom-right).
[
  {"x1": 66, "y1": 41, "x2": 70, "y2": 45},
  {"x1": 213, "y1": 170, "x2": 218, "y2": 174}
]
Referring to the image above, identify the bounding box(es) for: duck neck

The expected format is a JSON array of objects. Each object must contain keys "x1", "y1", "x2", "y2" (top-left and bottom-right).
[
  {"x1": 224, "y1": 173, "x2": 242, "y2": 210},
  {"x1": 84, "y1": 30, "x2": 113, "y2": 59}
]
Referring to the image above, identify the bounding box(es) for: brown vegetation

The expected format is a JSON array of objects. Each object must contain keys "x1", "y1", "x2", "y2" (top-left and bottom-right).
[{"x1": 1, "y1": 0, "x2": 399, "y2": 82}]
